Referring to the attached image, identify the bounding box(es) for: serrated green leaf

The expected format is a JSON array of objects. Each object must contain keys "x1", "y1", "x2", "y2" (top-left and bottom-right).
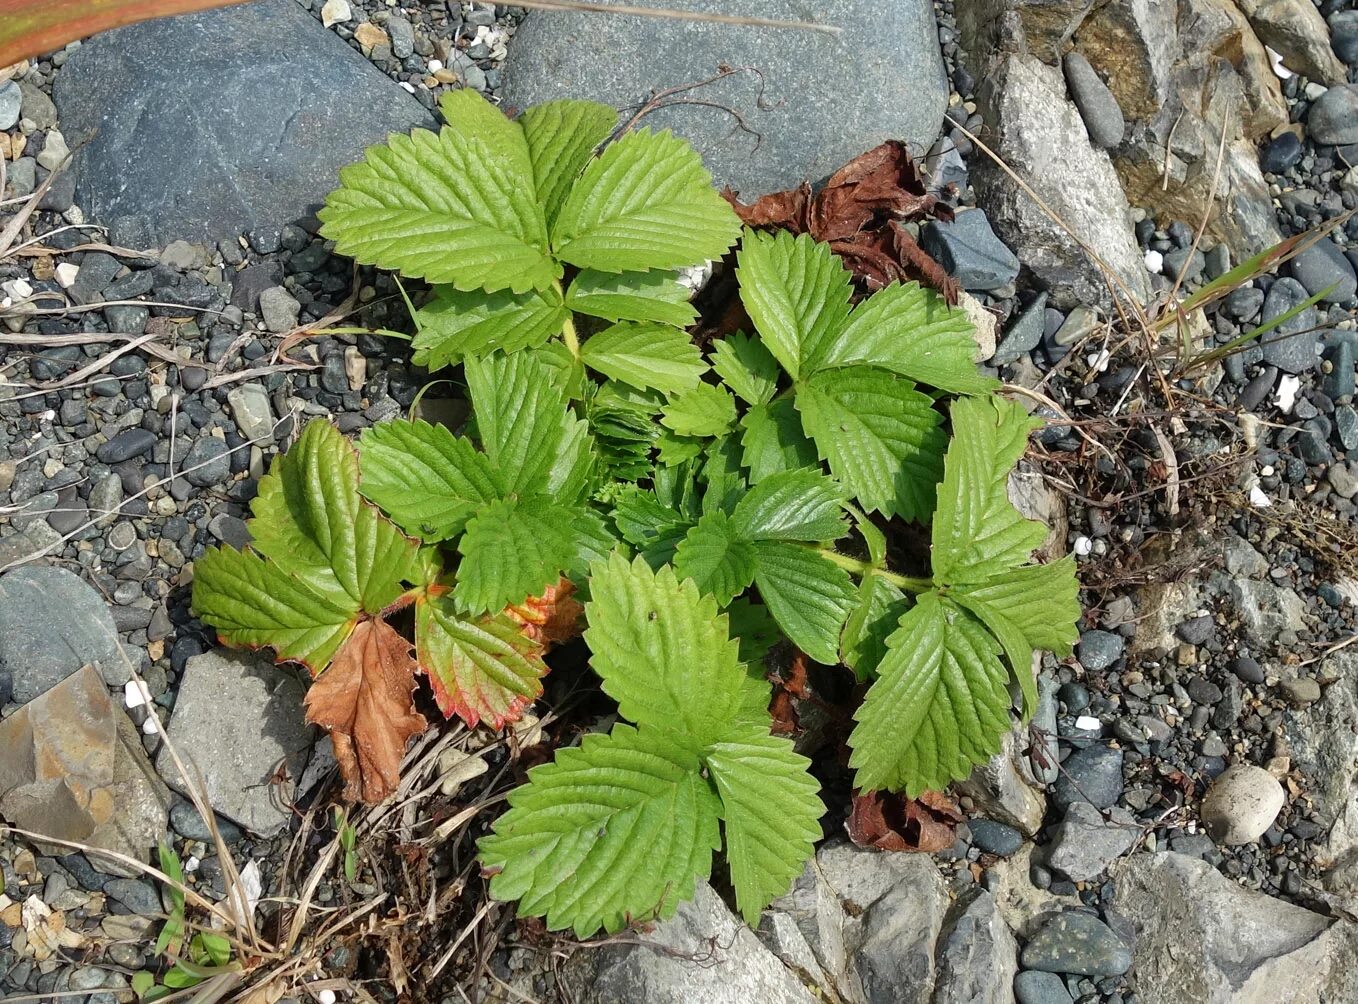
[
  {"x1": 950, "y1": 557, "x2": 1080, "y2": 716},
  {"x1": 518, "y1": 99, "x2": 618, "y2": 230},
  {"x1": 931, "y1": 395, "x2": 1045, "y2": 585},
  {"x1": 552, "y1": 128, "x2": 741, "y2": 273},
  {"x1": 701, "y1": 435, "x2": 746, "y2": 515},
  {"x1": 818, "y1": 281, "x2": 998, "y2": 394},
  {"x1": 411, "y1": 285, "x2": 567, "y2": 371},
  {"x1": 465, "y1": 351, "x2": 573, "y2": 494},
  {"x1": 455, "y1": 495, "x2": 580, "y2": 614},
  {"x1": 192, "y1": 545, "x2": 358, "y2": 670},
  {"x1": 416, "y1": 595, "x2": 547, "y2": 728},
  {"x1": 740, "y1": 398, "x2": 820, "y2": 481},
  {"x1": 704, "y1": 725, "x2": 823, "y2": 924},
  {"x1": 848, "y1": 593, "x2": 1011, "y2": 795},
  {"x1": 750, "y1": 542, "x2": 856, "y2": 665},
  {"x1": 726, "y1": 598, "x2": 781, "y2": 667},
  {"x1": 319, "y1": 127, "x2": 555, "y2": 293},
  {"x1": 584, "y1": 552, "x2": 765, "y2": 742},
  {"x1": 580, "y1": 322, "x2": 707, "y2": 394},
  {"x1": 566, "y1": 269, "x2": 699, "y2": 327},
  {"x1": 358, "y1": 419, "x2": 503, "y2": 542},
  {"x1": 249, "y1": 421, "x2": 422, "y2": 613},
  {"x1": 546, "y1": 412, "x2": 597, "y2": 505},
  {"x1": 609, "y1": 485, "x2": 686, "y2": 548},
  {"x1": 731, "y1": 468, "x2": 847, "y2": 542},
  {"x1": 479, "y1": 724, "x2": 722, "y2": 937},
  {"x1": 655, "y1": 428, "x2": 706, "y2": 466},
  {"x1": 438, "y1": 89, "x2": 533, "y2": 181},
  {"x1": 674, "y1": 510, "x2": 757, "y2": 605},
  {"x1": 840, "y1": 573, "x2": 910, "y2": 681},
  {"x1": 528, "y1": 340, "x2": 588, "y2": 400},
  {"x1": 661, "y1": 383, "x2": 737, "y2": 438},
  {"x1": 566, "y1": 508, "x2": 618, "y2": 579},
  {"x1": 712, "y1": 331, "x2": 781, "y2": 406},
  {"x1": 736, "y1": 229, "x2": 852, "y2": 379},
  {"x1": 795, "y1": 365, "x2": 947, "y2": 522}
]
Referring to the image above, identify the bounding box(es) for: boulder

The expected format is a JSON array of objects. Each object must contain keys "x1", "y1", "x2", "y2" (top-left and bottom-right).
[
  {"x1": 501, "y1": 0, "x2": 948, "y2": 199},
  {"x1": 1235, "y1": 0, "x2": 1348, "y2": 84},
  {"x1": 933, "y1": 889, "x2": 1019, "y2": 1004},
  {"x1": 53, "y1": 0, "x2": 434, "y2": 246},
  {"x1": 956, "y1": 0, "x2": 1097, "y2": 64},
  {"x1": 1110, "y1": 852, "x2": 1358, "y2": 1003},
  {"x1": 0, "y1": 666, "x2": 170, "y2": 877},
  {"x1": 971, "y1": 54, "x2": 1149, "y2": 311}
]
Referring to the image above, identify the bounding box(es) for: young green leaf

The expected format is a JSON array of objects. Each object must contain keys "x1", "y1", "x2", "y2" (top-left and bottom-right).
[
  {"x1": 415, "y1": 595, "x2": 548, "y2": 728},
  {"x1": 673, "y1": 510, "x2": 758, "y2": 605},
  {"x1": 704, "y1": 725, "x2": 824, "y2": 925},
  {"x1": 749, "y1": 542, "x2": 857, "y2": 665},
  {"x1": 795, "y1": 365, "x2": 947, "y2": 522},
  {"x1": 736, "y1": 229, "x2": 853, "y2": 379},
  {"x1": 740, "y1": 398, "x2": 820, "y2": 481},
  {"x1": 411, "y1": 285, "x2": 567, "y2": 371},
  {"x1": 455, "y1": 495, "x2": 581, "y2": 614},
  {"x1": 517, "y1": 99, "x2": 619, "y2": 230},
  {"x1": 464, "y1": 351, "x2": 575, "y2": 494},
  {"x1": 731, "y1": 468, "x2": 847, "y2": 542},
  {"x1": 712, "y1": 331, "x2": 781, "y2": 407},
  {"x1": 660, "y1": 383, "x2": 737, "y2": 438},
  {"x1": 817, "y1": 281, "x2": 998, "y2": 395},
  {"x1": 358, "y1": 419, "x2": 503, "y2": 542},
  {"x1": 840, "y1": 573, "x2": 910, "y2": 681},
  {"x1": 848, "y1": 593, "x2": 1011, "y2": 795},
  {"x1": 319, "y1": 126, "x2": 556, "y2": 294},
  {"x1": 700, "y1": 436, "x2": 747, "y2": 515},
  {"x1": 479, "y1": 724, "x2": 722, "y2": 937},
  {"x1": 551, "y1": 128, "x2": 742, "y2": 273},
  {"x1": 726, "y1": 598, "x2": 782, "y2": 667},
  {"x1": 579, "y1": 322, "x2": 707, "y2": 395},
  {"x1": 566, "y1": 269, "x2": 699, "y2": 327}
]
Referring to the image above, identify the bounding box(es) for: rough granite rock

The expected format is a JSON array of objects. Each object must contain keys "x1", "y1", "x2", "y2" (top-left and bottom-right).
[
  {"x1": 52, "y1": 0, "x2": 434, "y2": 246},
  {"x1": 932, "y1": 889, "x2": 1019, "y2": 1004},
  {"x1": 1235, "y1": 0, "x2": 1348, "y2": 84},
  {"x1": 0, "y1": 666, "x2": 170, "y2": 878},
  {"x1": 501, "y1": 0, "x2": 948, "y2": 199},
  {"x1": 971, "y1": 53, "x2": 1149, "y2": 311},
  {"x1": 1110, "y1": 852, "x2": 1358, "y2": 1003},
  {"x1": 155, "y1": 650, "x2": 312, "y2": 835}
]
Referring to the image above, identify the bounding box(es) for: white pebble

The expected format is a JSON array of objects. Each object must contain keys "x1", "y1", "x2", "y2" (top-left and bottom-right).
[
  {"x1": 184, "y1": 855, "x2": 200, "y2": 874},
  {"x1": 1086, "y1": 348, "x2": 1111, "y2": 373},
  {"x1": 141, "y1": 716, "x2": 160, "y2": 735},
  {"x1": 3, "y1": 277, "x2": 33, "y2": 299},
  {"x1": 1073, "y1": 535, "x2": 1093, "y2": 557},
  {"x1": 1273, "y1": 374, "x2": 1301, "y2": 414},
  {"x1": 320, "y1": 0, "x2": 351, "y2": 27},
  {"x1": 123, "y1": 679, "x2": 151, "y2": 709},
  {"x1": 1143, "y1": 249, "x2": 1163, "y2": 274},
  {"x1": 317, "y1": 991, "x2": 337, "y2": 1004},
  {"x1": 1249, "y1": 485, "x2": 1271, "y2": 508},
  {"x1": 1304, "y1": 82, "x2": 1329, "y2": 101},
  {"x1": 1074, "y1": 715, "x2": 1103, "y2": 734},
  {"x1": 54, "y1": 262, "x2": 80, "y2": 288},
  {"x1": 1267, "y1": 46, "x2": 1293, "y2": 79},
  {"x1": 399, "y1": 81, "x2": 416, "y2": 94},
  {"x1": 428, "y1": 58, "x2": 443, "y2": 72}
]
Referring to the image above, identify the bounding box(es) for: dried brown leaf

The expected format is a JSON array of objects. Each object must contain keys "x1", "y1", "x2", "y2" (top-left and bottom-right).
[
  {"x1": 847, "y1": 789, "x2": 963, "y2": 853},
  {"x1": 504, "y1": 578, "x2": 584, "y2": 650}
]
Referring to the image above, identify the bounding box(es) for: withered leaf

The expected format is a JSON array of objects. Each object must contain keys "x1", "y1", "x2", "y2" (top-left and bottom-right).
[
  {"x1": 768, "y1": 650, "x2": 810, "y2": 736},
  {"x1": 847, "y1": 788, "x2": 963, "y2": 853},
  {"x1": 304, "y1": 618, "x2": 428, "y2": 804},
  {"x1": 504, "y1": 578, "x2": 585, "y2": 650}
]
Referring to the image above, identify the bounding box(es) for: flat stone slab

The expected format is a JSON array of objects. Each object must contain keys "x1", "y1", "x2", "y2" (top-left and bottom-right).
[
  {"x1": 502, "y1": 0, "x2": 949, "y2": 199},
  {"x1": 53, "y1": 0, "x2": 434, "y2": 247}
]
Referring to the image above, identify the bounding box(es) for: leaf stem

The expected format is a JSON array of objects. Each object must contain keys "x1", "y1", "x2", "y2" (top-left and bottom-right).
[
  {"x1": 818, "y1": 548, "x2": 932, "y2": 593},
  {"x1": 555, "y1": 280, "x2": 580, "y2": 358}
]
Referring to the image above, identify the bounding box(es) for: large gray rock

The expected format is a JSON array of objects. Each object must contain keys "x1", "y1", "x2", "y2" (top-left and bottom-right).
[
  {"x1": 972, "y1": 54, "x2": 1149, "y2": 311},
  {"x1": 0, "y1": 565, "x2": 125, "y2": 703},
  {"x1": 1110, "y1": 852, "x2": 1358, "y2": 1003},
  {"x1": 155, "y1": 650, "x2": 312, "y2": 835},
  {"x1": 933, "y1": 889, "x2": 1019, "y2": 1004},
  {"x1": 1236, "y1": 0, "x2": 1348, "y2": 85},
  {"x1": 501, "y1": 0, "x2": 948, "y2": 199},
  {"x1": 53, "y1": 0, "x2": 434, "y2": 246}
]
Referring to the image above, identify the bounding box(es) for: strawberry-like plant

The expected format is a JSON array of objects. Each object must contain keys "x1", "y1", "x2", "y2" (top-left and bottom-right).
[{"x1": 191, "y1": 88, "x2": 1080, "y2": 937}]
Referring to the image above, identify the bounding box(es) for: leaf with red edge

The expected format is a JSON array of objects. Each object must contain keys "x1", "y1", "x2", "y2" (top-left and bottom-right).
[
  {"x1": 416, "y1": 592, "x2": 549, "y2": 728},
  {"x1": 504, "y1": 577, "x2": 585, "y2": 649},
  {"x1": 846, "y1": 789, "x2": 963, "y2": 853},
  {"x1": 304, "y1": 618, "x2": 428, "y2": 804},
  {"x1": 0, "y1": 0, "x2": 246, "y2": 68}
]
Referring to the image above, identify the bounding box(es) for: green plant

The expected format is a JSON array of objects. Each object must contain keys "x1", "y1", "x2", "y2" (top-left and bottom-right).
[
  {"x1": 191, "y1": 89, "x2": 1080, "y2": 937},
  {"x1": 132, "y1": 844, "x2": 239, "y2": 1001},
  {"x1": 334, "y1": 807, "x2": 359, "y2": 883}
]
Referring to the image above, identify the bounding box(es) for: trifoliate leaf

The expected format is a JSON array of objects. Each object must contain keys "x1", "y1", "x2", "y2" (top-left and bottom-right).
[
  {"x1": 740, "y1": 398, "x2": 820, "y2": 481},
  {"x1": 660, "y1": 383, "x2": 737, "y2": 438},
  {"x1": 455, "y1": 495, "x2": 581, "y2": 614},
  {"x1": 566, "y1": 269, "x2": 699, "y2": 327},
  {"x1": 731, "y1": 468, "x2": 847, "y2": 542},
  {"x1": 584, "y1": 552, "x2": 765, "y2": 742},
  {"x1": 248, "y1": 420, "x2": 422, "y2": 614},
  {"x1": 848, "y1": 593, "x2": 1011, "y2": 795},
  {"x1": 411, "y1": 285, "x2": 567, "y2": 371},
  {"x1": 416, "y1": 594, "x2": 548, "y2": 728},
  {"x1": 712, "y1": 331, "x2": 781, "y2": 407},
  {"x1": 319, "y1": 127, "x2": 556, "y2": 294},
  {"x1": 551, "y1": 128, "x2": 741, "y2": 273},
  {"x1": 726, "y1": 598, "x2": 781, "y2": 667},
  {"x1": 192, "y1": 544, "x2": 359, "y2": 670},
  {"x1": 749, "y1": 542, "x2": 857, "y2": 665},
  {"x1": 931, "y1": 395, "x2": 1045, "y2": 585},
  {"x1": 704, "y1": 725, "x2": 824, "y2": 924},
  {"x1": 580, "y1": 322, "x2": 707, "y2": 395},
  {"x1": 479, "y1": 723, "x2": 722, "y2": 936},
  {"x1": 818, "y1": 281, "x2": 998, "y2": 395},
  {"x1": 840, "y1": 573, "x2": 910, "y2": 681},
  {"x1": 358, "y1": 419, "x2": 503, "y2": 542},
  {"x1": 795, "y1": 365, "x2": 947, "y2": 522},
  {"x1": 673, "y1": 510, "x2": 757, "y2": 605},
  {"x1": 517, "y1": 99, "x2": 618, "y2": 230},
  {"x1": 950, "y1": 557, "x2": 1080, "y2": 715},
  {"x1": 464, "y1": 351, "x2": 574, "y2": 494},
  {"x1": 735, "y1": 229, "x2": 852, "y2": 379}
]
